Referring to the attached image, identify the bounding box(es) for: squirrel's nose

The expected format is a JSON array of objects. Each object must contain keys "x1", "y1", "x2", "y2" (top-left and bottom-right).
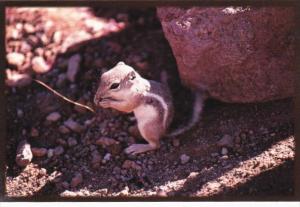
[{"x1": 94, "y1": 94, "x2": 103, "y2": 104}]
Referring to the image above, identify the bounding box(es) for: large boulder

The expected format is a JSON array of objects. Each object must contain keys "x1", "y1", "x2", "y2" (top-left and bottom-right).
[{"x1": 157, "y1": 7, "x2": 296, "y2": 103}]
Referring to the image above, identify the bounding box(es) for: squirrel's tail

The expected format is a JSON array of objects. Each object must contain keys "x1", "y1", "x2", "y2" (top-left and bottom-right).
[{"x1": 166, "y1": 91, "x2": 206, "y2": 138}]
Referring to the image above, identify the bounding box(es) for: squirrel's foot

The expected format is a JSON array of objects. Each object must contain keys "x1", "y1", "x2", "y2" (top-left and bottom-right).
[{"x1": 125, "y1": 144, "x2": 158, "y2": 155}]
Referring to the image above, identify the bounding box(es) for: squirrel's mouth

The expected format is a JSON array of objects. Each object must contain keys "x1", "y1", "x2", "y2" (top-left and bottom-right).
[{"x1": 98, "y1": 96, "x2": 122, "y2": 103}]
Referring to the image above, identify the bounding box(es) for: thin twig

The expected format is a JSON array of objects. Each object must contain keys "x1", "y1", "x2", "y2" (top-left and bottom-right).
[{"x1": 33, "y1": 79, "x2": 95, "y2": 113}]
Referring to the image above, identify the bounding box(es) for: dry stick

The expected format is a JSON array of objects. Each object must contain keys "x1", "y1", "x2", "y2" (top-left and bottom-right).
[{"x1": 33, "y1": 79, "x2": 95, "y2": 113}]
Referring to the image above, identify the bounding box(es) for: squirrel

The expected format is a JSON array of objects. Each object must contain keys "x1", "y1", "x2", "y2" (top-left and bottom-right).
[{"x1": 94, "y1": 61, "x2": 206, "y2": 155}]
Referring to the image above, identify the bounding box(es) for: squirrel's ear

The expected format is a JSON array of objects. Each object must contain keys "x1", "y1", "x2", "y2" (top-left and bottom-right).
[{"x1": 117, "y1": 61, "x2": 125, "y2": 65}]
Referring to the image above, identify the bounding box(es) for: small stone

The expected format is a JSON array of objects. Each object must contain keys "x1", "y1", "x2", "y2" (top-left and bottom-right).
[
  {"x1": 30, "y1": 128, "x2": 39, "y2": 137},
  {"x1": 67, "y1": 137, "x2": 77, "y2": 147},
  {"x1": 7, "y1": 52, "x2": 25, "y2": 67},
  {"x1": 172, "y1": 139, "x2": 180, "y2": 147},
  {"x1": 15, "y1": 140, "x2": 32, "y2": 167},
  {"x1": 91, "y1": 151, "x2": 102, "y2": 169},
  {"x1": 64, "y1": 119, "x2": 84, "y2": 133},
  {"x1": 61, "y1": 181, "x2": 69, "y2": 189},
  {"x1": 31, "y1": 147, "x2": 47, "y2": 157},
  {"x1": 221, "y1": 147, "x2": 228, "y2": 155},
  {"x1": 32, "y1": 56, "x2": 51, "y2": 74},
  {"x1": 54, "y1": 146, "x2": 64, "y2": 156},
  {"x1": 47, "y1": 149, "x2": 54, "y2": 158},
  {"x1": 270, "y1": 132, "x2": 276, "y2": 137},
  {"x1": 67, "y1": 54, "x2": 81, "y2": 82},
  {"x1": 53, "y1": 31, "x2": 63, "y2": 44},
  {"x1": 46, "y1": 112, "x2": 61, "y2": 122},
  {"x1": 5, "y1": 69, "x2": 32, "y2": 87},
  {"x1": 17, "y1": 109, "x2": 23, "y2": 118},
  {"x1": 180, "y1": 154, "x2": 190, "y2": 164},
  {"x1": 122, "y1": 160, "x2": 142, "y2": 170},
  {"x1": 211, "y1": 152, "x2": 219, "y2": 157},
  {"x1": 95, "y1": 137, "x2": 119, "y2": 147},
  {"x1": 157, "y1": 189, "x2": 168, "y2": 197},
  {"x1": 56, "y1": 73, "x2": 67, "y2": 88},
  {"x1": 59, "y1": 125, "x2": 70, "y2": 134},
  {"x1": 217, "y1": 134, "x2": 234, "y2": 148},
  {"x1": 103, "y1": 153, "x2": 111, "y2": 162},
  {"x1": 24, "y1": 23, "x2": 35, "y2": 33},
  {"x1": 70, "y1": 172, "x2": 83, "y2": 188}
]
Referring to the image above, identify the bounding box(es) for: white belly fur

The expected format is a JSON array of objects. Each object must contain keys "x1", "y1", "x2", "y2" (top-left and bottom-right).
[{"x1": 133, "y1": 104, "x2": 158, "y2": 138}]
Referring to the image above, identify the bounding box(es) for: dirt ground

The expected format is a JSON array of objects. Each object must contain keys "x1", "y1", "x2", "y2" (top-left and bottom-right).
[{"x1": 4, "y1": 7, "x2": 295, "y2": 199}]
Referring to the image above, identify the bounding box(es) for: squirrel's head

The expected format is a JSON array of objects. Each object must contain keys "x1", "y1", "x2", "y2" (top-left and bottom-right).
[{"x1": 94, "y1": 61, "x2": 144, "y2": 113}]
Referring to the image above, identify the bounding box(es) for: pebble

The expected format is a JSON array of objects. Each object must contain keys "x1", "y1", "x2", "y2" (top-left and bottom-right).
[
  {"x1": 32, "y1": 56, "x2": 51, "y2": 74},
  {"x1": 64, "y1": 119, "x2": 84, "y2": 133},
  {"x1": 217, "y1": 134, "x2": 234, "y2": 148},
  {"x1": 103, "y1": 153, "x2": 111, "y2": 161},
  {"x1": 70, "y1": 172, "x2": 83, "y2": 188},
  {"x1": 7, "y1": 52, "x2": 25, "y2": 67},
  {"x1": 15, "y1": 140, "x2": 33, "y2": 167},
  {"x1": 56, "y1": 73, "x2": 67, "y2": 88},
  {"x1": 180, "y1": 154, "x2": 190, "y2": 164},
  {"x1": 61, "y1": 181, "x2": 69, "y2": 189},
  {"x1": 172, "y1": 139, "x2": 180, "y2": 147},
  {"x1": 46, "y1": 112, "x2": 61, "y2": 122},
  {"x1": 91, "y1": 151, "x2": 102, "y2": 168},
  {"x1": 47, "y1": 149, "x2": 54, "y2": 158},
  {"x1": 122, "y1": 160, "x2": 142, "y2": 170},
  {"x1": 67, "y1": 137, "x2": 77, "y2": 147},
  {"x1": 221, "y1": 147, "x2": 228, "y2": 155},
  {"x1": 53, "y1": 31, "x2": 62, "y2": 44},
  {"x1": 95, "y1": 137, "x2": 119, "y2": 147},
  {"x1": 58, "y1": 125, "x2": 70, "y2": 134},
  {"x1": 17, "y1": 109, "x2": 24, "y2": 118},
  {"x1": 54, "y1": 146, "x2": 64, "y2": 156},
  {"x1": 5, "y1": 69, "x2": 32, "y2": 87},
  {"x1": 30, "y1": 128, "x2": 39, "y2": 137},
  {"x1": 67, "y1": 54, "x2": 81, "y2": 82},
  {"x1": 31, "y1": 147, "x2": 47, "y2": 157},
  {"x1": 24, "y1": 23, "x2": 35, "y2": 33}
]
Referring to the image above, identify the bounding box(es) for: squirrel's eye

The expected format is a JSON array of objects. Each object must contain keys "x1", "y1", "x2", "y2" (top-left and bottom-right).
[
  {"x1": 130, "y1": 73, "x2": 136, "y2": 80},
  {"x1": 110, "y1": 83, "x2": 120, "y2": 90}
]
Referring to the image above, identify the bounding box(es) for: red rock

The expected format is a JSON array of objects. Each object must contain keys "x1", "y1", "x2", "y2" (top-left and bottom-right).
[
  {"x1": 32, "y1": 56, "x2": 51, "y2": 74},
  {"x1": 157, "y1": 7, "x2": 296, "y2": 103},
  {"x1": 31, "y1": 147, "x2": 47, "y2": 157}
]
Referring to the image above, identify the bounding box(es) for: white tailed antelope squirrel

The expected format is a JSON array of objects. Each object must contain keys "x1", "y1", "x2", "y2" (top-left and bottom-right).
[{"x1": 94, "y1": 62, "x2": 206, "y2": 155}]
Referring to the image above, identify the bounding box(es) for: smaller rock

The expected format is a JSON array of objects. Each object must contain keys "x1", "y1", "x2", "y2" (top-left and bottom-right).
[
  {"x1": 5, "y1": 69, "x2": 32, "y2": 87},
  {"x1": 122, "y1": 160, "x2": 142, "y2": 170},
  {"x1": 70, "y1": 172, "x2": 83, "y2": 188},
  {"x1": 91, "y1": 150, "x2": 102, "y2": 169},
  {"x1": 59, "y1": 125, "x2": 70, "y2": 134},
  {"x1": 32, "y1": 56, "x2": 51, "y2": 74},
  {"x1": 64, "y1": 119, "x2": 84, "y2": 133},
  {"x1": 95, "y1": 137, "x2": 119, "y2": 147},
  {"x1": 217, "y1": 134, "x2": 234, "y2": 148},
  {"x1": 67, "y1": 137, "x2": 77, "y2": 147},
  {"x1": 17, "y1": 109, "x2": 23, "y2": 118},
  {"x1": 24, "y1": 23, "x2": 35, "y2": 33},
  {"x1": 67, "y1": 54, "x2": 81, "y2": 82},
  {"x1": 56, "y1": 73, "x2": 67, "y2": 88},
  {"x1": 7, "y1": 52, "x2": 25, "y2": 67},
  {"x1": 15, "y1": 140, "x2": 32, "y2": 167},
  {"x1": 30, "y1": 128, "x2": 39, "y2": 137},
  {"x1": 180, "y1": 154, "x2": 190, "y2": 164},
  {"x1": 31, "y1": 147, "x2": 47, "y2": 157},
  {"x1": 157, "y1": 189, "x2": 168, "y2": 197},
  {"x1": 61, "y1": 181, "x2": 69, "y2": 189},
  {"x1": 46, "y1": 112, "x2": 61, "y2": 122},
  {"x1": 47, "y1": 149, "x2": 54, "y2": 158},
  {"x1": 103, "y1": 153, "x2": 111, "y2": 162},
  {"x1": 211, "y1": 152, "x2": 219, "y2": 157},
  {"x1": 53, "y1": 31, "x2": 63, "y2": 44},
  {"x1": 221, "y1": 147, "x2": 228, "y2": 155},
  {"x1": 172, "y1": 139, "x2": 180, "y2": 147},
  {"x1": 54, "y1": 146, "x2": 64, "y2": 156}
]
